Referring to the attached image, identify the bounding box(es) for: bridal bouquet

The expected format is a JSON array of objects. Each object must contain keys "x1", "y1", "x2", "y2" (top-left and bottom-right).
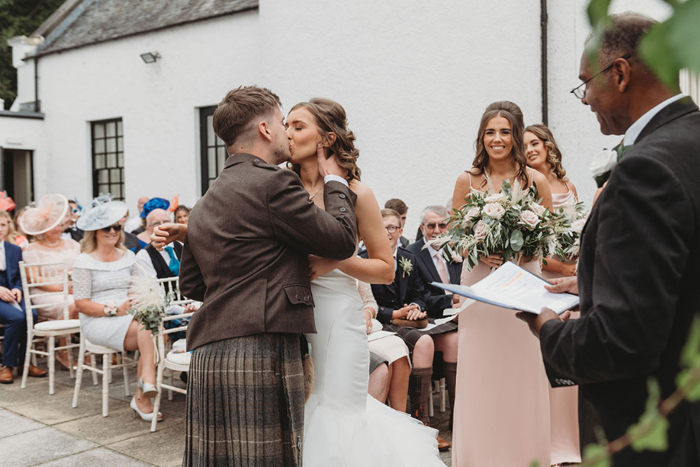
[
  {"x1": 431, "y1": 179, "x2": 562, "y2": 271},
  {"x1": 553, "y1": 201, "x2": 589, "y2": 261}
]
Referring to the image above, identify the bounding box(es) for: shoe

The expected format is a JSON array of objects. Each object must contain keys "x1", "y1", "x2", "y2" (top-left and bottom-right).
[
  {"x1": 0, "y1": 365, "x2": 13, "y2": 384},
  {"x1": 137, "y1": 378, "x2": 158, "y2": 398},
  {"x1": 435, "y1": 432, "x2": 451, "y2": 451},
  {"x1": 26, "y1": 365, "x2": 48, "y2": 377},
  {"x1": 130, "y1": 396, "x2": 163, "y2": 422}
]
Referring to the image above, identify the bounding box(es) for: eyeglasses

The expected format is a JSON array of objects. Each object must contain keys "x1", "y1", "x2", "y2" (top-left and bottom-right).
[
  {"x1": 570, "y1": 54, "x2": 631, "y2": 99},
  {"x1": 101, "y1": 224, "x2": 122, "y2": 233},
  {"x1": 424, "y1": 222, "x2": 448, "y2": 230},
  {"x1": 71, "y1": 209, "x2": 80, "y2": 214},
  {"x1": 148, "y1": 220, "x2": 166, "y2": 228},
  {"x1": 385, "y1": 225, "x2": 400, "y2": 233}
]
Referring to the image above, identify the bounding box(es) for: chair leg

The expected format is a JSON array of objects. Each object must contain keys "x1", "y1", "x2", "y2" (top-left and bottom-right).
[
  {"x1": 102, "y1": 354, "x2": 109, "y2": 417},
  {"x1": 20, "y1": 331, "x2": 33, "y2": 389},
  {"x1": 48, "y1": 336, "x2": 56, "y2": 395},
  {"x1": 440, "y1": 378, "x2": 446, "y2": 413},
  {"x1": 121, "y1": 352, "x2": 130, "y2": 396},
  {"x1": 90, "y1": 354, "x2": 98, "y2": 386},
  {"x1": 429, "y1": 387, "x2": 435, "y2": 417},
  {"x1": 151, "y1": 359, "x2": 166, "y2": 432},
  {"x1": 72, "y1": 338, "x2": 86, "y2": 408},
  {"x1": 168, "y1": 372, "x2": 173, "y2": 401},
  {"x1": 67, "y1": 337, "x2": 75, "y2": 379}
]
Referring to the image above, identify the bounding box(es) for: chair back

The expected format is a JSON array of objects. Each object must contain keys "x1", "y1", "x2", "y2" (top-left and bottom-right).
[
  {"x1": 19, "y1": 260, "x2": 71, "y2": 326},
  {"x1": 154, "y1": 276, "x2": 194, "y2": 352}
]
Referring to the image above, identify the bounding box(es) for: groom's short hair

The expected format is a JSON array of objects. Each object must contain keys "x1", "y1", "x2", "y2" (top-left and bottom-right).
[{"x1": 213, "y1": 86, "x2": 282, "y2": 148}]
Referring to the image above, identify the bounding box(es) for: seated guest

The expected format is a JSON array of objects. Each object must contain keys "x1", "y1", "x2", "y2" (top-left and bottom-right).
[
  {"x1": 124, "y1": 197, "x2": 149, "y2": 234},
  {"x1": 62, "y1": 199, "x2": 84, "y2": 242},
  {"x1": 361, "y1": 208, "x2": 454, "y2": 450},
  {"x1": 368, "y1": 353, "x2": 391, "y2": 404},
  {"x1": 136, "y1": 198, "x2": 170, "y2": 246},
  {"x1": 407, "y1": 205, "x2": 462, "y2": 429},
  {"x1": 72, "y1": 196, "x2": 162, "y2": 422},
  {"x1": 384, "y1": 198, "x2": 410, "y2": 248},
  {"x1": 21, "y1": 194, "x2": 81, "y2": 322},
  {"x1": 0, "y1": 212, "x2": 47, "y2": 383},
  {"x1": 13, "y1": 208, "x2": 30, "y2": 249},
  {"x1": 359, "y1": 279, "x2": 411, "y2": 412},
  {"x1": 0, "y1": 210, "x2": 19, "y2": 245},
  {"x1": 174, "y1": 206, "x2": 190, "y2": 225}
]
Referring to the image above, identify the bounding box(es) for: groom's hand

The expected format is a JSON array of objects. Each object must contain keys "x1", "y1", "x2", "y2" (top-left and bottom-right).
[
  {"x1": 544, "y1": 276, "x2": 579, "y2": 295},
  {"x1": 308, "y1": 255, "x2": 339, "y2": 281},
  {"x1": 517, "y1": 308, "x2": 571, "y2": 338},
  {"x1": 316, "y1": 144, "x2": 348, "y2": 180}
]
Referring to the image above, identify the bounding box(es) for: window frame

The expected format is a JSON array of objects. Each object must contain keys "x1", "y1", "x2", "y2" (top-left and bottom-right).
[
  {"x1": 90, "y1": 118, "x2": 124, "y2": 200},
  {"x1": 199, "y1": 106, "x2": 227, "y2": 195}
]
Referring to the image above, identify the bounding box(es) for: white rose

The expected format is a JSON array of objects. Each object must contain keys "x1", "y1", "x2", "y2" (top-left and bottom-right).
[
  {"x1": 590, "y1": 148, "x2": 618, "y2": 177},
  {"x1": 485, "y1": 193, "x2": 507, "y2": 204},
  {"x1": 482, "y1": 203, "x2": 505, "y2": 220},
  {"x1": 466, "y1": 206, "x2": 481, "y2": 219},
  {"x1": 451, "y1": 252, "x2": 464, "y2": 263},
  {"x1": 473, "y1": 220, "x2": 489, "y2": 240},
  {"x1": 519, "y1": 210, "x2": 540, "y2": 229},
  {"x1": 530, "y1": 202, "x2": 546, "y2": 217},
  {"x1": 572, "y1": 219, "x2": 587, "y2": 233}
]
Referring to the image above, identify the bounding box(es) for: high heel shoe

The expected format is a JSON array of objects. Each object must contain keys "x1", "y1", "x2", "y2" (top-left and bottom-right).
[
  {"x1": 137, "y1": 378, "x2": 158, "y2": 398},
  {"x1": 130, "y1": 396, "x2": 163, "y2": 422}
]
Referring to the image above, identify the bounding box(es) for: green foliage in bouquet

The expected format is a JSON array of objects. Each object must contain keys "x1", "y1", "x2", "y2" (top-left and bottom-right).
[
  {"x1": 434, "y1": 180, "x2": 566, "y2": 271},
  {"x1": 553, "y1": 201, "x2": 589, "y2": 262},
  {"x1": 128, "y1": 275, "x2": 172, "y2": 336}
]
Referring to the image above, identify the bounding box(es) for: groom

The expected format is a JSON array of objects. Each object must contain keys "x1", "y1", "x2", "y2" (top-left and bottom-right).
[
  {"x1": 179, "y1": 86, "x2": 358, "y2": 466},
  {"x1": 519, "y1": 13, "x2": 700, "y2": 466}
]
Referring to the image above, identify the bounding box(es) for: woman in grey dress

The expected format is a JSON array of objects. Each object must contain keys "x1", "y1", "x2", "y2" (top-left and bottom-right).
[{"x1": 72, "y1": 196, "x2": 161, "y2": 422}]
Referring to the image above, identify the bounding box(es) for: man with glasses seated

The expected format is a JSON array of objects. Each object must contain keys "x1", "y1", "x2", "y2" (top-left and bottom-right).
[{"x1": 62, "y1": 199, "x2": 84, "y2": 242}]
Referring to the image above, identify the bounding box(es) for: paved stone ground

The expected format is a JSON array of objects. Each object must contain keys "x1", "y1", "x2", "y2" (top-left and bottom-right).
[{"x1": 0, "y1": 356, "x2": 453, "y2": 466}]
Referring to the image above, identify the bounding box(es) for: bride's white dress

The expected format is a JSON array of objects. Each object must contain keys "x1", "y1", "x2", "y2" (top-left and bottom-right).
[{"x1": 303, "y1": 269, "x2": 444, "y2": 466}]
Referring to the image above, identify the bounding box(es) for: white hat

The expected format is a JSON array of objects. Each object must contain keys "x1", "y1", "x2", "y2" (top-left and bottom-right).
[
  {"x1": 20, "y1": 194, "x2": 69, "y2": 235},
  {"x1": 76, "y1": 195, "x2": 128, "y2": 231}
]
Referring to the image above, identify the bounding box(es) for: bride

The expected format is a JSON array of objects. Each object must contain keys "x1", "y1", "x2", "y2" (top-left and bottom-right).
[
  {"x1": 285, "y1": 98, "x2": 443, "y2": 466},
  {"x1": 155, "y1": 98, "x2": 444, "y2": 466}
]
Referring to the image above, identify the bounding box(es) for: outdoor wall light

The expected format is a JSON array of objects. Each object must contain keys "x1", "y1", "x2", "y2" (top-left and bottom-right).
[{"x1": 140, "y1": 51, "x2": 160, "y2": 64}]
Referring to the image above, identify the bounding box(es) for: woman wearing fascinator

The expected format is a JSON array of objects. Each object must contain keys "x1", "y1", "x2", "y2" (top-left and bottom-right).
[{"x1": 72, "y1": 195, "x2": 162, "y2": 422}]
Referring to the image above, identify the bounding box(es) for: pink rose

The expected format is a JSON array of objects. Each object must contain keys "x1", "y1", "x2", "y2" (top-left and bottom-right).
[
  {"x1": 572, "y1": 219, "x2": 587, "y2": 232},
  {"x1": 466, "y1": 206, "x2": 481, "y2": 219},
  {"x1": 519, "y1": 210, "x2": 540, "y2": 229},
  {"x1": 530, "y1": 202, "x2": 546, "y2": 217},
  {"x1": 485, "y1": 193, "x2": 507, "y2": 204},
  {"x1": 473, "y1": 220, "x2": 489, "y2": 240},
  {"x1": 482, "y1": 203, "x2": 505, "y2": 220}
]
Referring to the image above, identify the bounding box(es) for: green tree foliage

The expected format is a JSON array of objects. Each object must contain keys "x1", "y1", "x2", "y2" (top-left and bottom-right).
[{"x1": 0, "y1": 0, "x2": 64, "y2": 110}]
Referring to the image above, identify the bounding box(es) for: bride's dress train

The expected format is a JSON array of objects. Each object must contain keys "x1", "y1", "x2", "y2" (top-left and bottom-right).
[{"x1": 303, "y1": 269, "x2": 444, "y2": 466}]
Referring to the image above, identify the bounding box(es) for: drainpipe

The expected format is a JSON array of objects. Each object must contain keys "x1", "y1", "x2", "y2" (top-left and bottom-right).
[
  {"x1": 540, "y1": 0, "x2": 548, "y2": 125},
  {"x1": 34, "y1": 56, "x2": 40, "y2": 112}
]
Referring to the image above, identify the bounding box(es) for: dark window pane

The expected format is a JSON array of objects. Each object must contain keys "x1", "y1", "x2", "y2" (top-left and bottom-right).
[
  {"x1": 207, "y1": 115, "x2": 214, "y2": 145},
  {"x1": 117, "y1": 137, "x2": 123, "y2": 152},
  {"x1": 94, "y1": 124, "x2": 105, "y2": 138},
  {"x1": 98, "y1": 184, "x2": 109, "y2": 195},
  {"x1": 110, "y1": 168, "x2": 120, "y2": 182},
  {"x1": 94, "y1": 139, "x2": 105, "y2": 154},
  {"x1": 118, "y1": 153, "x2": 124, "y2": 166},
  {"x1": 106, "y1": 122, "x2": 116, "y2": 137},
  {"x1": 208, "y1": 148, "x2": 216, "y2": 178},
  {"x1": 95, "y1": 155, "x2": 105, "y2": 169},
  {"x1": 106, "y1": 138, "x2": 116, "y2": 153},
  {"x1": 107, "y1": 153, "x2": 116, "y2": 167},
  {"x1": 98, "y1": 170, "x2": 109, "y2": 183},
  {"x1": 117, "y1": 120, "x2": 123, "y2": 136},
  {"x1": 217, "y1": 146, "x2": 226, "y2": 173},
  {"x1": 111, "y1": 184, "x2": 121, "y2": 199}
]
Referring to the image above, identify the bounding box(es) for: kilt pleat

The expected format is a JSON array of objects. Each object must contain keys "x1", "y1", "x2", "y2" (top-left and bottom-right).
[
  {"x1": 382, "y1": 320, "x2": 458, "y2": 353},
  {"x1": 183, "y1": 334, "x2": 305, "y2": 467}
]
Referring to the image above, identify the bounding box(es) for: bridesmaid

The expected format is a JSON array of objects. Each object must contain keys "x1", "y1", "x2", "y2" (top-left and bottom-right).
[
  {"x1": 451, "y1": 101, "x2": 553, "y2": 467},
  {"x1": 525, "y1": 124, "x2": 581, "y2": 465}
]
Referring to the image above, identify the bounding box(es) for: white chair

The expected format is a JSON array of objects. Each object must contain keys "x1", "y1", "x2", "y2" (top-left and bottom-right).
[
  {"x1": 19, "y1": 261, "x2": 81, "y2": 394},
  {"x1": 71, "y1": 333, "x2": 133, "y2": 417},
  {"x1": 429, "y1": 378, "x2": 448, "y2": 417},
  {"x1": 150, "y1": 276, "x2": 194, "y2": 432}
]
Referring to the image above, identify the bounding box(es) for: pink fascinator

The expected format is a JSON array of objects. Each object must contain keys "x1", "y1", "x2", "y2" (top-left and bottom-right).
[
  {"x1": 0, "y1": 192, "x2": 16, "y2": 212},
  {"x1": 20, "y1": 194, "x2": 69, "y2": 235}
]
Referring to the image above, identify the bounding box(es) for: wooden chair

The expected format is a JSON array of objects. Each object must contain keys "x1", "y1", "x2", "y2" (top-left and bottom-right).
[
  {"x1": 19, "y1": 261, "x2": 81, "y2": 394},
  {"x1": 150, "y1": 276, "x2": 194, "y2": 432}
]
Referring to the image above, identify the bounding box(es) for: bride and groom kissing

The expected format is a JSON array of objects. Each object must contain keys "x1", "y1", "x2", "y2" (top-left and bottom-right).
[{"x1": 168, "y1": 86, "x2": 445, "y2": 466}]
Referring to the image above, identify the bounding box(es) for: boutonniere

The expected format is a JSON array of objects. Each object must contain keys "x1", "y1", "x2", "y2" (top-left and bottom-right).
[{"x1": 399, "y1": 257, "x2": 413, "y2": 278}]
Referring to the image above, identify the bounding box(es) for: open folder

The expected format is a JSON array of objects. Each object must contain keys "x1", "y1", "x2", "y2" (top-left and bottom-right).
[{"x1": 432, "y1": 261, "x2": 579, "y2": 315}]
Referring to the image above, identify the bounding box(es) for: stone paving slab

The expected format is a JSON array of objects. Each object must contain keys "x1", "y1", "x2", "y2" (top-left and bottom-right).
[
  {"x1": 54, "y1": 406, "x2": 165, "y2": 445},
  {"x1": 35, "y1": 447, "x2": 153, "y2": 466},
  {"x1": 0, "y1": 426, "x2": 97, "y2": 467},
  {"x1": 107, "y1": 423, "x2": 185, "y2": 467},
  {"x1": 0, "y1": 408, "x2": 45, "y2": 438}
]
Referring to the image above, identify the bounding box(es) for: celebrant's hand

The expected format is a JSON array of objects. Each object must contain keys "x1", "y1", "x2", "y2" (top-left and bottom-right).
[
  {"x1": 545, "y1": 276, "x2": 579, "y2": 295},
  {"x1": 117, "y1": 300, "x2": 132, "y2": 316},
  {"x1": 516, "y1": 308, "x2": 571, "y2": 338},
  {"x1": 480, "y1": 254, "x2": 503, "y2": 268},
  {"x1": 308, "y1": 255, "x2": 339, "y2": 281},
  {"x1": 152, "y1": 223, "x2": 186, "y2": 251},
  {"x1": 317, "y1": 143, "x2": 348, "y2": 179}
]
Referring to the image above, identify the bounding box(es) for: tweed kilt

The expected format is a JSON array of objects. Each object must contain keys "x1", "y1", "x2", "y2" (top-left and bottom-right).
[
  {"x1": 183, "y1": 333, "x2": 305, "y2": 467},
  {"x1": 382, "y1": 319, "x2": 458, "y2": 353}
]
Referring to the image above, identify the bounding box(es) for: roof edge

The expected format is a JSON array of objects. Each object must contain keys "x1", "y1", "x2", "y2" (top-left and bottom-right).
[
  {"x1": 30, "y1": 5, "x2": 258, "y2": 59},
  {"x1": 0, "y1": 110, "x2": 45, "y2": 120},
  {"x1": 33, "y1": 0, "x2": 86, "y2": 38}
]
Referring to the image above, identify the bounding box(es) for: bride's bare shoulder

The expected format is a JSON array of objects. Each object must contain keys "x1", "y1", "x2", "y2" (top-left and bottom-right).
[{"x1": 348, "y1": 179, "x2": 373, "y2": 199}]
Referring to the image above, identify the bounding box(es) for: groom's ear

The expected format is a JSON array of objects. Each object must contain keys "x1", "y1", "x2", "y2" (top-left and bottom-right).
[{"x1": 258, "y1": 120, "x2": 273, "y2": 142}]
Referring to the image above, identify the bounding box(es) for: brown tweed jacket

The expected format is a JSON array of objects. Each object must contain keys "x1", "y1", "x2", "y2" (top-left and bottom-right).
[{"x1": 181, "y1": 153, "x2": 358, "y2": 351}]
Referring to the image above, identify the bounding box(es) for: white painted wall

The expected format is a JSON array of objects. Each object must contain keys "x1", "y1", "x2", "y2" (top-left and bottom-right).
[
  {"x1": 0, "y1": 115, "x2": 46, "y2": 164},
  {"x1": 3, "y1": 0, "x2": 688, "y2": 234}
]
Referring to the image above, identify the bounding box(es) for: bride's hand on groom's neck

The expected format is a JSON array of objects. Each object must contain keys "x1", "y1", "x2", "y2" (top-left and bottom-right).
[{"x1": 317, "y1": 143, "x2": 348, "y2": 180}]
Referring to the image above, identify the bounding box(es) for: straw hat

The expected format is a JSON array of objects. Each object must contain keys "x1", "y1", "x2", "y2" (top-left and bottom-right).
[
  {"x1": 76, "y1": 195, "x2": 128, "y2": 231},
  {"x1": 20, "y1": 194, "x2": 69, "y2": 236}
]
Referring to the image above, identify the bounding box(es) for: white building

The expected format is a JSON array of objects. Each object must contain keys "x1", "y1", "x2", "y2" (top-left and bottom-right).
[{"x1": 0, "y1": 0, "x2": 696, "y2": 232}]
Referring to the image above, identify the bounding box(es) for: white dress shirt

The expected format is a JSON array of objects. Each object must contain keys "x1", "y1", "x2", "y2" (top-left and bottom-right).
[
  {"x1": 623, "y1": 93, "x2": 688, "y2": 146},
  {"x1": 0, "y1": 240, "x2": 5, "y2": 271}
]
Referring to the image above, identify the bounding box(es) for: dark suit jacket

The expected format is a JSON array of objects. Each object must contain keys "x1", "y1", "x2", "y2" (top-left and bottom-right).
[
  {"x1": 407, "y1": 237, "x2": 462, "y2": 318},
  {"x1": 540, "y1": 98, "x2": 700, "y2": 466},
  {"x1": 360, "y1": 247, "x2": 427, "y2": 324},
  {"x1": 0, "y1": 241, "x2": 23, "y2": 291},
  {"x1": 181, "y1": 153, "x2": 358, "y2": 351}
]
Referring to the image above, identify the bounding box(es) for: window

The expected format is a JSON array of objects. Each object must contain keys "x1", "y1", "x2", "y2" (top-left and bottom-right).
[
  {"x1": 199, "y1": 106, "x2": 227, "y2": 195},
  {"x1": 91, "y1": 119, "x2": 124, "y2": 200}
]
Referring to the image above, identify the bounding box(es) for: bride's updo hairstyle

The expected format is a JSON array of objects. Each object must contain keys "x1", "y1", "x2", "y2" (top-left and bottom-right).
[
  {"x1": 472, "y1": 101, "x2": 529, "y2": 188},
  {"x1": 289, "y1": 98, "x2": 361, "y2": 182}
]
